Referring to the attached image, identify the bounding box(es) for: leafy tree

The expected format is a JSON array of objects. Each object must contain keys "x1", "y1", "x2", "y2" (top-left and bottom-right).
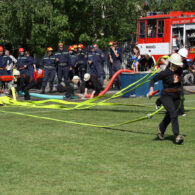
[{"x1": 0, "y1": 0, "x2": 194, "y2": 54}]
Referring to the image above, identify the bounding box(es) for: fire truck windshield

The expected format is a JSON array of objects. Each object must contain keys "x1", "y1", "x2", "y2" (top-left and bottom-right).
[
  {"x1": 139, "y1": 21, "x2": 145, "y2": 38},
  {"x1": 147, "y1": 19, "x2": 156, "y2": 38}
]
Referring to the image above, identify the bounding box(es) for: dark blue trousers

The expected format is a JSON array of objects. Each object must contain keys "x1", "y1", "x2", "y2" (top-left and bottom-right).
[
  {"x1": 57, "y1": 66, "x2": 69, "y2": 84},
  {"x1": 94, "y1": 63, "x2": 104, "y2": 86},
  {"x1": 42, "y1": 68, "x2": 56, "y2": 89}
]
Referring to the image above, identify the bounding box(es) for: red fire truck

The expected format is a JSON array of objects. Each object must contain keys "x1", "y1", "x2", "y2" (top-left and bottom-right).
[{"x1": 137, "y1": 11, "x2": 195, "y2": 63}]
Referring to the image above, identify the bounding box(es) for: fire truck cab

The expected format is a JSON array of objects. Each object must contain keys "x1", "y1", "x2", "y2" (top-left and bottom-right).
[{"x1": 137, "y1": 11, "x2": 195, "y2": 63}]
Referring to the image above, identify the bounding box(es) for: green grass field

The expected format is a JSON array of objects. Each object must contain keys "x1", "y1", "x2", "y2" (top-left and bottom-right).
[{"x1": 0, "y1": 95, "x2": 195, "y2": 195}]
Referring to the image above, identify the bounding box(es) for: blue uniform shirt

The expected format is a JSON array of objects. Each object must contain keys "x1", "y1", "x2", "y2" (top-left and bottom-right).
[
  {"x1": 16, "y1": 55, "x2": 30, "y2": 69},
  {"x1": 42, "y1": 54, "x2": 57, "y2": 69},
  {"x1": 0, "y1": 55, "x2": 12, "y2": 68},
  {"x1": 77, "y1": 51, "x2": 87, "y2": 68},
  {"x1": 110, "y1": 47, "x2": 122, "y2": 62},
  {"x1": 69, "y1": 52, "x2": 78, "y2": 68},
  {"x1": 28, "y1": 56, "x2": 35, "y2": 66},
  {"x1": 94, "y1": 49, "x2": 104, "y2": 64},
  {"x1": 55, "y1": 50, "x2": 70, "y2": 66}
]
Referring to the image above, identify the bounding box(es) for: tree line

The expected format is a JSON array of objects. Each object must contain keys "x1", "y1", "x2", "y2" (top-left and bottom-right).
[{"x1": 0, "y1": 0, "x2": 194, "y2": 54}]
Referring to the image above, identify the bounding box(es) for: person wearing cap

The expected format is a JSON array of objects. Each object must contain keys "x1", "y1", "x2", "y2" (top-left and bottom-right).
[
  {"x1": 0, "y1": 46, "x2": 12, "y2": 76},
  {"x1": 68, "y1": 45, "x2": 78, "y2": 80},
  {"x1": 13, "y1": 70, "x2": 36, "y2": 100},
  {"x1": 55, "y1": 42, "x2": 70, "y2": 84},
  {"x1": 73, "y1": 45, "x2": 78, "y2": 52},
  {"x1": 15, "y1": 48, "x2": 30, "y2": 75},
  {"x1": 93, "y1": 44, "x2": 105, "y2": 86},
  {"x1": 137, "y1": 51, "x2": 154, "y2": 72},
  {"x1": 148, "y1": 53, "x2": 185, "y2": 144},
  {"x1": 56, "y1": 75, "x2": 81, "y2": 99},
  {"x1": 107, "y1": 41, "x2": 114, "y2": 79},
  {"x1": 82, "y1": 73, "x2": 102, "y2": 99},
  {"x1": 41, "y1": 47, "x2": 57, "y2": 93},
  {"x1": 77, "y1": 44, "x2": 87, "y2": 81},
  {"x1": 110, "y1": 41, "x2": 122, "y2": 89}
]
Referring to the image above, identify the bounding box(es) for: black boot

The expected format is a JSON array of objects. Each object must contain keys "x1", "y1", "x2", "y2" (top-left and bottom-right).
[
  {"x1": 41, "y1": 88, "x2": 45, "y2": 94},
  {"x1": 49, "y1": 87, "x2": 53, "y2": 93}
]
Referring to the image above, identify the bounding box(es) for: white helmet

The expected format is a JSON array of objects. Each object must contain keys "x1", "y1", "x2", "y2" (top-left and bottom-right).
[
  {"x1": 178, "y1": 48, "x2": 188, "y2": 58},
  {"x1": 84, "y1": 73, "x2": 91, "y2": 81},
  {"x1": 13, "y1": 70, "x2": 20, "y2": 76},
  {"x1": 169, "y1": 53, "x2": 183, "y2": 66},
  {"x1": 72, "y1": 75, "x2": 80, "y2": 81}
]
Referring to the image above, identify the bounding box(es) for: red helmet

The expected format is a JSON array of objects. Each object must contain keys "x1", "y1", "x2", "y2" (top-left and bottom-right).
[
  {"x1": 68, "y1": 46, "x2": 74, "y2": 51},
  {"x1": 78, "y1": 44, "x2": 84, "y2": 49},
  {"x1": 47, "y1": 47, "x2": 53, "y2": 52},
  {"x1": 108, "y1": 41, "x2": 114, "y2": 46},
  {"x1": 19, "y1": 48, "x2": 24, "y2": 52},
  {"x1": 58, "y1": 42, "x2": 63, "y2": 47},
  {"x1": 0, "y1": 46, "x2": 4, "y2": 52}
]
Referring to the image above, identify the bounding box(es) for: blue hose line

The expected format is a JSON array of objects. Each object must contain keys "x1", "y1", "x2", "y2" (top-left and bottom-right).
[{"x1": 19, "y1": 91, "x2": 65, "y2": 100}]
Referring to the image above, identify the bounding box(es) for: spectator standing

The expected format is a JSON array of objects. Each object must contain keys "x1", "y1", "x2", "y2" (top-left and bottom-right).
[
  {"x1": 131, "y1": 46, "x2": 141, "y2": 72},
  {"x1": 0, "y1": 46, "x2": 12, "y2": 76},
  {"x1": 5, "y1": 50, "x2": 17, "y2": 75}
]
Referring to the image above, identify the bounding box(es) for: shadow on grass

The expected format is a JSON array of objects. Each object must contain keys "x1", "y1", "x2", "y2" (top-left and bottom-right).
[
  {"x1": 85, "y1": 108, "x2": 165, "y2": 114},
  {"x1": 103, "y1": 127, "x2": 156, "y2": 135},
  {"x1": 153, "y1": 134, "x2": 186, "y2": 144}
]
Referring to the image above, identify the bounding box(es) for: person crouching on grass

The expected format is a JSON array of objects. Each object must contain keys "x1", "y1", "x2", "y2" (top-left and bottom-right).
[
  {"x1": 148, "y1": 53, "x2": 184, "y2": 144},
  {"x1": 82, "y1": 73, "x2": 102, "y2": 99}
]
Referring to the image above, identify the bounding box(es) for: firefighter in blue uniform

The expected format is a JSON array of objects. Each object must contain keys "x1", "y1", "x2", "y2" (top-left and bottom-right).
[
  {"x1": 0, "y1": 46, "x2": 12, "y2": 76},
  {"x1": 55, "y1": 42, "x2": 70, "y2": 84},
  {"x1": 68, "y1": 46, "x2": 77, "y2": 80},
  {"x1": 88, "y1": 45, "x2": 96, "y2": 75},
  {"x1": 25, "y1": 51, "x2": 36, "y2": 78},
  {"x1": 108, "y1": 41, "x2": 114, "y2": 79},
  {"x1": 77, "y1": 44, "x2": 87, "y2": 81},
  {"x1": 73, "y1": 45, "x2": 80, "y2": 76},
  {"x1": 110, "y1": 41, "x2": 122, "y2": 89},
  {"x1": 93, "y1": 44, "x2": 105, "y2": 86},
  {"x1": 41, "y1": 47, "x2": 57, "y2": 93},
  {"x1": 16, "y1": 48, "x2": 30, "y2": 75}
]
